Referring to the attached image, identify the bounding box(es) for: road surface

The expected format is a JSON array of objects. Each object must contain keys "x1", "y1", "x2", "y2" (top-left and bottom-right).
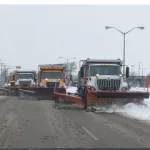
[{"x1": 0, "y1": 96, "x2": 150, "y2": 148}]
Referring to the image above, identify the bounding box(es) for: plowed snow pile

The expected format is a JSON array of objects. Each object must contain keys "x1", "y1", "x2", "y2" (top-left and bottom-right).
[
  {"x1": 118, "y1": 87, "x2": 150, "y2": 120},
  {"x1": 66, "y1": 86, "x2": 150, "y2": 121}
]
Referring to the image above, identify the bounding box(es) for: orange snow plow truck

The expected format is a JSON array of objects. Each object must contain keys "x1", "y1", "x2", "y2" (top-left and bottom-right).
[
  {"x1": 33, "y1": 64, "x2": 66, "y2": 99},
  {"x1": 54, "y1": 59, "x2": 149, "y2": 110}
]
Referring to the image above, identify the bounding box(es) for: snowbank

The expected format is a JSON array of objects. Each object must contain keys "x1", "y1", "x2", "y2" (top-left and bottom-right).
[
  {"x1": 100, "y1": 88, "x2": 150, "y2": 121},
  {"x1": 108, "y1": 103, "x2": 150, "y2": 121}
]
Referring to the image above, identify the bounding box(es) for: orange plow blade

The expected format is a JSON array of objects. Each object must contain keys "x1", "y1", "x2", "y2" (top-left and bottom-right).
[
  {"x1": 0, "y1": 88, "x2": 10, "y2": 95},
  {"x1": 54, "y1": 92, "x2": 84, "y2": 108},
  {"x1": 54, "y1": 90, "x2": 149, "y2": 110},
  {"x1": 87, "y1": 90, "x2": 149, "y2": 106}
]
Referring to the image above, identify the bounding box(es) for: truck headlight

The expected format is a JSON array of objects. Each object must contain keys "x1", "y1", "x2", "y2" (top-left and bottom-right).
[
  {"x1": 119, "y1": 74, "x2": 124, "y2": 77},
  {"x1": 96, "y1": 74, "x2": 100, "y2": 77}
]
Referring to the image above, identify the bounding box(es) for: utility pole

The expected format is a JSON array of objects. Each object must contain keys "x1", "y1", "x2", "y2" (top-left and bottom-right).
[
  {"x1": 0, "y1": 61, "x2": 3, "y2": 86},
  {"x1": 139, "y1": 62, "x2": 141, "y2": 76}
]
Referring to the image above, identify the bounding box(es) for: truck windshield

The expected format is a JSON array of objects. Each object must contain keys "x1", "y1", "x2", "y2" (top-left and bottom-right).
[
  {"x1": 42, "y1": 72, "x2": 62, "y2": 79},
  {"x1": 18, "y1": 73, "x2": 34, "y2": 79},
  {"x1": 90, "y1": 65, "x2": 121, "y2": 76}
]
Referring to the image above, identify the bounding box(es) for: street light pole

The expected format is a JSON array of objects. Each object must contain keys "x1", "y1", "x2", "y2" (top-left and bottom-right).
[
  {"x1": 123, "y1": 33, "x2": 125, "y2": 75},
  {"x1": 139, "y1": 62, "x2": 141, "y2": 76},
  {"x1": 105, "y1": 26, "x2": 144, "y2": 75}
]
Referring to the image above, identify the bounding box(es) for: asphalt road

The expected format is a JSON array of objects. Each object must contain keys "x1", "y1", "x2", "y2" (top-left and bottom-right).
[{"x1": 0, "y1": 96, "x2": 150, "y2": 148}]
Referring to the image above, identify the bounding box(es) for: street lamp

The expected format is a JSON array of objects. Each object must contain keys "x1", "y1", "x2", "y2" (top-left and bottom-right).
[
  {"x1": 58, "y1": 57, "x2": 76, "y2": 70},
  {"x1": 105, "y1": 26, "x2": 144, "y2": 75},
  {"x1": 58, "y1": 57, "x2": 76, "y2": 86}
]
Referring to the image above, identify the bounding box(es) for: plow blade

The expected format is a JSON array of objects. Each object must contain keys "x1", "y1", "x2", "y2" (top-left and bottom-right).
[
  {"x1": 0, "y1": 88, "x2": 10, "y2": 95},
  {"x1": 0, "y1": 87, "x2": 20, "y2": 96},
  {"x1": 32, "y1": 87, "x2": 66, "y2": 100},
  {"x1": 87, "y1": 91, "x2": 149, "y2": 106},
  {"x1": 19, "y1": 89, "x2": 35, "y2": 95},
  {"x1": 54, "y1": 92, "x2": 83, "y2": 106},
  {"x1": 96, "y1": 91, "x2": 149, "y2": 98},
  {"x1": 19, "y1": 89, "x2": 36, "y2": 99},
  {"x1": 54, "y1": 90, "x2": 149, "y2": 110}
]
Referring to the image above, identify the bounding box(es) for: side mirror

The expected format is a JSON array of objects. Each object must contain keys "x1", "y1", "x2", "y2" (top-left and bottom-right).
[
  {"x1": 126, "y1": 67, "x2": 129, "y2": 78},
  {"x1": 80, "y1": 66, "x2": 84, "y2": 78}
]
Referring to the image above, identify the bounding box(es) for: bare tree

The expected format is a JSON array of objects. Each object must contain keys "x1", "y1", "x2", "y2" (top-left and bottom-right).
[
  {"x1": 64, "y1": 61, "x2": 77, "y2": 86},
  {"x1": 67, "y1": 61, "x2": 77, "y2": 75}
]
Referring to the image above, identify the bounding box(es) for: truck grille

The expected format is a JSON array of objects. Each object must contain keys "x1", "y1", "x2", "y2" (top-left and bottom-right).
[
  {"x1": 19, "y1": 81, "x2": 31, "y2": 87},
  {"x1": 46, "y1": 82, "x2": 59, "y2": 88},
  {"x1": 97, "y1": 79, "x2": 120, "y2": 90},
  {"x1": 11, "y1": 82, "x2": 15, "y2": 87}
]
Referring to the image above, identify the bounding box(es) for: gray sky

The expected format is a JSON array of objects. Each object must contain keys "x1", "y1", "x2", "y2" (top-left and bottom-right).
[{"x1": 0, "y1": 5, "x2": 149, "y2": 75}]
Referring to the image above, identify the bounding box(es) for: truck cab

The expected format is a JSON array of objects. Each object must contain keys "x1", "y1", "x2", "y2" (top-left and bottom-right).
[
  {"x1": 38, "y1": 64, "x2": 66, "y2": 88},
  {"x1": 10, "y1": 70, "x2": 37, "y2": 88},
  {"x1": 78, "y1": 59, "x2": 129, "y2": 93}
]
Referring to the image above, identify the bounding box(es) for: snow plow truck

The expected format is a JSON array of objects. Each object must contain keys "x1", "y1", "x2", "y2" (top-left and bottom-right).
[
  {"x1": 32, "y1": 64, "x2": 66, "y2": 100},
  {"x1": 54, "y1": 58, "x2": 149, "y2": 110},
  {"x1": 6, "y1": 70, "x2": 37, "y2": 95}
]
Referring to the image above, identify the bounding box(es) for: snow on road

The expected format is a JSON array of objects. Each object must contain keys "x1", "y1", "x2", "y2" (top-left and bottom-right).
[{"x1": 66, "y1": 86, "x2": 150, "y2": 121}]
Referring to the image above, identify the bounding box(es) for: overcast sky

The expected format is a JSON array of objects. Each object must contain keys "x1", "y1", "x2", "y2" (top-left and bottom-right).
[{"x1": 0, "y1": 5, "x2": 149, "y2": 75}]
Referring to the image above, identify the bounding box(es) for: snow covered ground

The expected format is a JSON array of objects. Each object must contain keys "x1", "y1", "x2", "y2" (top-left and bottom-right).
[{"x1": 66, "y1": 86, "x2": 150, "y2": 121}]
